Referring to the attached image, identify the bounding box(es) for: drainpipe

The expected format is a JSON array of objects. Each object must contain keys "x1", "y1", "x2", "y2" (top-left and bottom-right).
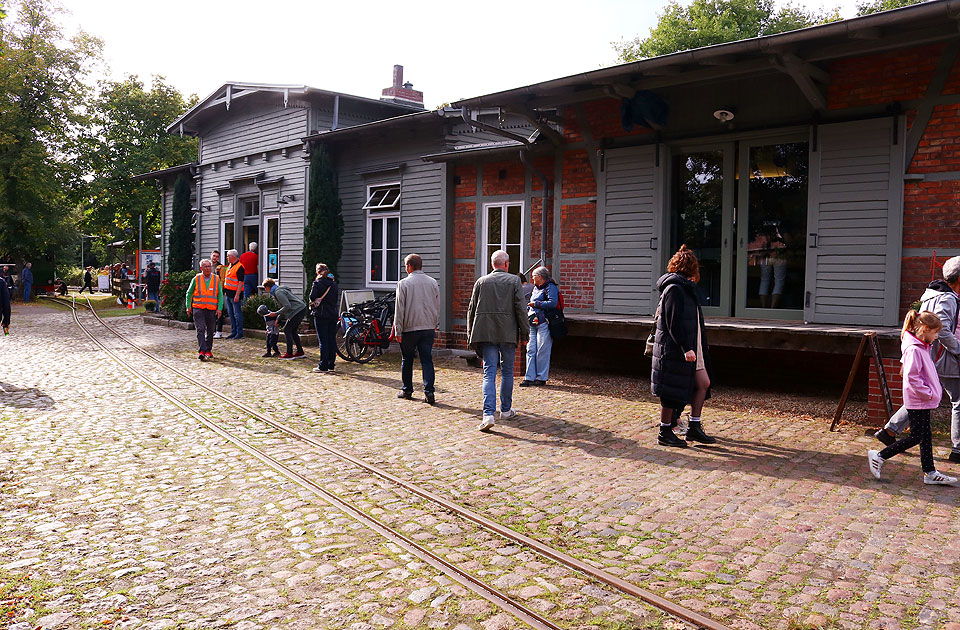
[
  {"x1": 460, "y1": 108, "x2": 552, "y2": 268},
  {"x1": 519, "y1": 149, "x2": 551, "y2": 270}
]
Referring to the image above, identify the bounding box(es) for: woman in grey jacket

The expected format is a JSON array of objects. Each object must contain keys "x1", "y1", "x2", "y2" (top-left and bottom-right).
[{"x1": 263, "y1": 278, "x2": 307, "y2": 359}]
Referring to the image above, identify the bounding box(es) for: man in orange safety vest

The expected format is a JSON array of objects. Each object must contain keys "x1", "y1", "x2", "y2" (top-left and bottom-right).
[{"x1": 185, "y1": 258, "x2": 223, "y2": 361}]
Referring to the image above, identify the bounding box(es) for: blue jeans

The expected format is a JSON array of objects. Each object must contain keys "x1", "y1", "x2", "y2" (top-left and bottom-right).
[
  {"x1": 400, "y1": 329, "x2": 435, "y2": 394},
  {"x1": 23, "y1": 283, "x2": 31, "y2": 302},
  {"x1": 147, "y1": 290, "x2": 159, "y2": 312},
  {"x1": 225, "y1": 295, "x2": 244, "y2": 337},
  {"x1": 480, "y1": 342, "x2": 516, "y2": 417},
  {"x1": 525, "y1": 322, "x2": 553, "y2": 382},
  {"x1": 243, "y1": 274, "x2": 258, "y2": 302},
  {"x1": 314, "y1": 316, "x2": 337, "y2": 369}
]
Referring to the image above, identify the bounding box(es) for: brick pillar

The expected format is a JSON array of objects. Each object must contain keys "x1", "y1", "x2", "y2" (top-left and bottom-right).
[{"x1": 868, "y1": 357, "x2": 903, "y2": 425}]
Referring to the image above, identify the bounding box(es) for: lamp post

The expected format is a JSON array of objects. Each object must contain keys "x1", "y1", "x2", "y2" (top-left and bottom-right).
[{"x1": 80, "y1": 234, "x2": 96, "y2": 269}]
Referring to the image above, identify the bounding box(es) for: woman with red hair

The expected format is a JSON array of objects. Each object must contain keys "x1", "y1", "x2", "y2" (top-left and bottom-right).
[{"x1": 650, "y1": 245, "x2": 717, "y2": 447}]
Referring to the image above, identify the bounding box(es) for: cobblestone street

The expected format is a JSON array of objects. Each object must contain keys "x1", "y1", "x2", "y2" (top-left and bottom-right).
[{"x1": 2, "y1": 304, "x2": 960, "y2": 629}]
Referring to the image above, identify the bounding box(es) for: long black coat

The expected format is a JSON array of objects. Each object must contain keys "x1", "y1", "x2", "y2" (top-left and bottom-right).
[{"x1": 650, "y1": 272, "x2": 712, "y2": 408}]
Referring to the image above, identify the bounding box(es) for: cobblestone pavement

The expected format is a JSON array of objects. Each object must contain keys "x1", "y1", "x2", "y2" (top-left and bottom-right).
[{"x1": 2, "y1": 304, "x2": 959, "y2": 630}]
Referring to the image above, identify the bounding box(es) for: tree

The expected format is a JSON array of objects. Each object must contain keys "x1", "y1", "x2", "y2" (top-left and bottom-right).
[
  {"x1": 856, "y1": 0, "x2": 925, "y2": 16},
  {"x1": 302, "y1": 144, "x2": 344, "y2": 278},
  {"x1": 0, "y1": 0, "x2": 102, "y2": 262},
  {"x1": 615, "y1": 0, "x2": 840, "y2": 62},
  {"x1": 78, "y1": 76, "x2": 197, "y2": 251},
  {"x1": 167, "y1": 175, "x2": 193, "y2": 272}
]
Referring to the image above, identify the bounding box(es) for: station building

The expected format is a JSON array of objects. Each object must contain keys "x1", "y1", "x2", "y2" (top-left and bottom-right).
[{"x1": 138, "y1": 2, "x2": 960, "y2": 423}]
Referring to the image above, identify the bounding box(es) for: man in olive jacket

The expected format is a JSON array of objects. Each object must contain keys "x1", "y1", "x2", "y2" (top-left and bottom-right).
[{"x1": 467, "y1": 249, "x2": 529, "y2": 432}]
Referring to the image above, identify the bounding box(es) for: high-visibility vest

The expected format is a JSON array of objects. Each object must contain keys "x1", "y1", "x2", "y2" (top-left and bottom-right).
[
  {"x1": 224, "y1": 262, "x2": 243, "y2": 293},
  {"x1": 191, "y1": 273, "x2": 220, "y2": 310}
]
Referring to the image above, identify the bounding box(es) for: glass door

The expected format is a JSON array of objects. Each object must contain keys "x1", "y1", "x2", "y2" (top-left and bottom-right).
[
  {"x1": 735, "y1": 138, "x2": 809, "y2": 319},
  {"x1": 263, "y1": 215, "x2": 279, "y2": 281},
  {"x1": 668, "y1": 143, "x2": 735, "y2": 316}
]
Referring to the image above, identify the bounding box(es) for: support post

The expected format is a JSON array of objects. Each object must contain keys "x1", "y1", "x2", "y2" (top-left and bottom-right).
[{"x1": 831, "y1": 331, "x2": 893, "y2": 431}]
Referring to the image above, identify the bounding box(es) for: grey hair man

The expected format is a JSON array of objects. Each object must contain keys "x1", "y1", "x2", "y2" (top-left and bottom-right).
[
  {"x1": 878, "y1": 255, "x2": 960, "y2": 463},
  {"x1": 466, "y1": 249, "x2": 529, "y2": 432},
  {"x1": 394, "y1": 253, "x2": 441, "y2": 404},
  {"x1": 185, "y1": 258, "x2": 223, "y2": 361}
]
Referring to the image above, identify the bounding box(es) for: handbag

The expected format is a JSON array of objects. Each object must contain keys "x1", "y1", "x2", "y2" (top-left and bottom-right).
[
  {"x1": 546, "y1": 308, "x2": 567, "y2": 339},
  {"x1": 645, "y1": 286, "x2": 672, "y2": 357}
]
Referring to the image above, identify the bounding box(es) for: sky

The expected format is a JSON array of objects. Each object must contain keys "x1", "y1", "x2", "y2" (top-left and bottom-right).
[{"x1": 48, "y1": 0, "x2": 867, "y2": 108}]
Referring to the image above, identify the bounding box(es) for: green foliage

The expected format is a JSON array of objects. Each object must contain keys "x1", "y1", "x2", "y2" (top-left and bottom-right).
[
  {"x1": 856, "y1": 0, "x2": 924, "y2": 15},
  {"x1": 241, "y1": 292, "x2": 279, "y2": 330},
  {"x1": 0, "y1": 0, "x2": 102, "y2": 262},
  {"x1": 168, "y1": 175, "x2": 193, "y2": 273},
  {"x1": 158, "y1": 269, "x2": 195, "y2": 321},
  {"x1": 77, "y1": 76, "x2": 197, "y2": 252},
  {"x1": 60, "y1": 265, "x2": 84, "y2": 286},
  {"x1": 302, "y1": 145, "x2": 344, "y2": 278},
  {"x1": 143, "y1": 299, "x2": 157, "y2": 311},
  {"x1": 614, "y1": 0, "x2": 840, "y2": 61}
]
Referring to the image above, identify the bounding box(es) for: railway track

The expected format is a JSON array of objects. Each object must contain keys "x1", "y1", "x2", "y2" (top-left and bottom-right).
[{"x1": 49, "y1": 295, "x2": 734, "y2": 630}]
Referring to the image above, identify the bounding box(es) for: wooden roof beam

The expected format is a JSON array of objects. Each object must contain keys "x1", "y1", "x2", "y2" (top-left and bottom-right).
[
  {"x1": 501, "y1": 105, "x2": 564, "y2": 146},
  {"x1": 772, "y1": 53, "x2": 828, "y2": 112}
]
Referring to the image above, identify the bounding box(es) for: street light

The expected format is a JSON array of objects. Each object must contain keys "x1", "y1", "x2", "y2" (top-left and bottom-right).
[{"x1": 80, "y1": 234, "x2": 96, "y2": 270}]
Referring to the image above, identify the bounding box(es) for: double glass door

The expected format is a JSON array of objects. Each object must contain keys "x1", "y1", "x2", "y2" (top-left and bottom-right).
[{"x1": 669, "y1": 135, "x2": 809, "y2": 319}]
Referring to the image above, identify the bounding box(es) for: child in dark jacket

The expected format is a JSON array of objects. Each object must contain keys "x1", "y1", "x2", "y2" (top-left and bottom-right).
[{"x1": 257, "y1": 304, "x2": 280, "y2": 357}]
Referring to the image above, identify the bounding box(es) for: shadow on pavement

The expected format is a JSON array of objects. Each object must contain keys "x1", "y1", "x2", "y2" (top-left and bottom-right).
[{"x1": 0, "y1": 382, "x2": 55, "y2": 409}]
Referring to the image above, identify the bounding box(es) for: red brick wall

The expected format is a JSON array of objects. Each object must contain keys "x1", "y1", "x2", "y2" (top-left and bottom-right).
[
  {"x1": 827, "y1": 42, "x2": 943, "y2": 109},
  {"x1": 559, "y1": 204, "x2": 596, "y2": 254},
  {"x1": 908, "y1": 103, "x2": 960, "y2": 172},
  {"x1": 452, "y1": 263, "x2": 475, "y2": 317},
  {"x1": 561, "y1": 150, "x2": 596, "y2": 198},
  {"x1": 868, "y1": 357, "x2": 904, "y2": 426},
  {"x1": 454, "y1": 202, "x2": 476, "y2": 259},
  {"x1": 455, "y1": 165, "x2": 477, "y2": 198},
  {"x1": 902, "y1": 181, "x2": 960, "y2": 249},
  {"x1": 582, "y1": 98, "x2": 655, "y2": 140},
  {"x1": 482, "y1": 161, "x2": 525, "y2": 196},
  {"x1": 562, "y1": 107, "x2": 583, "y2": 143},
  {"x1": 559, "y1": 259, "x2": 595, "y2": 311}
]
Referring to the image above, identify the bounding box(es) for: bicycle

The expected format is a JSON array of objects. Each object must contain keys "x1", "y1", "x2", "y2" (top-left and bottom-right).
[{"x1": 338, "y1": 293, "x2": 395, "y2": 363}]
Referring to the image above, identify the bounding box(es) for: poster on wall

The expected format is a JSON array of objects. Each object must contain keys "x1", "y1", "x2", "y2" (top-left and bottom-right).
[
  {"x1": 268, "y1": 253, "x2": 278, "y2": 275},
  {"x1": 139, "y1": 250, "x2": 161, "y2": 277}
]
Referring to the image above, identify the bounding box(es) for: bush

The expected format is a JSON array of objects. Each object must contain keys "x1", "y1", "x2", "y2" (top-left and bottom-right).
[
  {"x1": 143, "y1": 300, "x2": 157, "y2": 311},
  {"x1": 241, "y1": 293, "x2": 278, "y2": 330},
  {"x1": 60, "y1": 266, "x2": 84, "y2": 286},
  {"x1": 158, "y1": 270, "x2": 197, "y2": 322}
]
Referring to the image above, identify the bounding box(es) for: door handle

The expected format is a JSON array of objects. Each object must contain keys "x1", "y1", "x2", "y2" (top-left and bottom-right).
[
  {"x1": 649, "y1": 237, "x2": 658, "y2": 250},
  {"x1": 809, "y1": 233, "x2": 818, "y2": 248}
]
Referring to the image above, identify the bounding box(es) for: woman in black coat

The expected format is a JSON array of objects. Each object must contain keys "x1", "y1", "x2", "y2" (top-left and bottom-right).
[
  {"x1": 651, "y1": 245, "x2": 717, "y2": 447},
  {"x1": 309, "y1": 263, "x2": 339, "y2": 373}
]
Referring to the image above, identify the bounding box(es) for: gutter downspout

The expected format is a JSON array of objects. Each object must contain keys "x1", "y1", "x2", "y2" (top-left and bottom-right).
[{"x1": 519, "y1": 150, "x2": 551, "y2": 270}]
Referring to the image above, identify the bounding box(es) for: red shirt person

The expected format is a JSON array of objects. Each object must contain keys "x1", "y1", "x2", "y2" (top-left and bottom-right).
[{"x1": 238, "y1": 242, "x2": 259, "y2": 299}]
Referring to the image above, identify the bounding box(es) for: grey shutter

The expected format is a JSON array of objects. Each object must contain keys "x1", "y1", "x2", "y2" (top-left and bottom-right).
[
  {"x1": 596, "y1": 145, "x2": 662, "y2": 314},
  {"x1": 804, "y1": 117, "x2": 904, "y2": 326}
]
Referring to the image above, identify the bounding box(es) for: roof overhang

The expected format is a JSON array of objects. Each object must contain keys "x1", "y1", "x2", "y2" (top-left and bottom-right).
[
  {"x1": 131, "y1": 163, "x2": 197, "y2": 182},
  {"x1": 168, "y1": 82, "x2": 422, "y2": 137},
  {"x1": 422, "y1": 140, "x2": 553, "y2": 163},
  {"x1": 301, "y1": 109, "x2": 442, "y2": 145},
  {"x1": 454, "y1": 0, "x2": 960, "y2": 110}
]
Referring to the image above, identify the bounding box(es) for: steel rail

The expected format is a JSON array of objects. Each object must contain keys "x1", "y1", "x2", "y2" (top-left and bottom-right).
[
  {"x1": 75, "y1": 296, "x2": 734, "y2": 630},
  {"x1": 63, "y1": 298, "x2": 562, "y2": 630}
]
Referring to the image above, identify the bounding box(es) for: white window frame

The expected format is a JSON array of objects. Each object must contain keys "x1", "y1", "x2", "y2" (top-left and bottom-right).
[
  {"x1": 365, "y1": 181, "x2": 402, "y2": 289},
  {"x1": 362, "y1": 182, "x2": 401, "y2": 210},
  {"x1": 481, "y1": 201, "x2": 525, "y2": 274},
  {"x1": 263, "y1": 214, "x2": 280, "y2": 282},
  {"x1": 220, "y1": 220, "x2": 235, "y2": 255}
]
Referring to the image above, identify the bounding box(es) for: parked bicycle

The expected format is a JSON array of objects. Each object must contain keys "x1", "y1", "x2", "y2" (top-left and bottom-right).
[{"x1": 337, "y1": 293, "x2": 395, "y2": 363}]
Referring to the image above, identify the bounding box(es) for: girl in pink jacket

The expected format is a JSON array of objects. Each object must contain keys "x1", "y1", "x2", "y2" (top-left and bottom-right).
[{"x1": 869, "y1": 310, "x2": 957, "y2": 485}]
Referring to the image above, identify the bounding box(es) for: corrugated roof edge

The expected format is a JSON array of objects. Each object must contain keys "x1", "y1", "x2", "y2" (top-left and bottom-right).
[
  {"x1": 167, "y1": 82, "x2": 423, "y2": 135},
  {"x1": 454, "y1": 0, "x2": 960, "y2": 107}
]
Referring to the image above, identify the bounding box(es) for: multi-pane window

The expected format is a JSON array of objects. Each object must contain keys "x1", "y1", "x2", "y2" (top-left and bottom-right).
[
  {"x1": 221, "y1": 221, "x2": 234, "y2": 254},
  {"x1": 484, "y1": 203, "x2": 523, "y2": 274},
  {"x1": 366, "y1": 183, "x2": 401, "y2": 286},
  {"x1": 265, "y1": 216, "x2": 280, "y2": 278},
  {"x1": 242, "y1": 198, "x2": 260, "y2": 217}
]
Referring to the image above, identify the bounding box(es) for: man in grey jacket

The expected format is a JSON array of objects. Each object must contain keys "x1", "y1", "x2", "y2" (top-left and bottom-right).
[
  {"x1": 467, "y1": 249, "x2": 529, "y2": 432},
  {"x1": 394, "y1": 253, "x2": 440, "y2": 404},
  {"x1": 878, "y1": 256, "x2": 960, "y2": 462},
  {"x1": 263, "y1": 278, "x2": 307, "y2": 359}
]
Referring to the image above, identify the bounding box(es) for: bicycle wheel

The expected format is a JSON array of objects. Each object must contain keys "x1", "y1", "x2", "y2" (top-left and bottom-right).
[
  {"x1": 336, "y1": 326, "x2": 352, "y2": 361},
  {"x1": 345, "y1": 326, "x2": 373, "y2": 363}
]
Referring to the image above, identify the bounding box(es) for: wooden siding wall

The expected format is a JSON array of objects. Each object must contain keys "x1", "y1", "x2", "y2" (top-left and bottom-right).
[
  {"x1": 596, "y1": 146, "x2": 661, "y2": 314},
  {"x1": 333, "y1": 136, "x2": 446, "y2": 292},
  {"x1": 201, "y1": 105, "x2": 309, "y2": 163},
  {"x1": 805, "y1": 117, "x2": 904, "y2": 326}
]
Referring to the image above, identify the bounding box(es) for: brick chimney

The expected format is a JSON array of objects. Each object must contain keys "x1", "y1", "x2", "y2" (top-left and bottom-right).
[{"x1": 381, "y1": 65, "x2": 424, "y2": 109}]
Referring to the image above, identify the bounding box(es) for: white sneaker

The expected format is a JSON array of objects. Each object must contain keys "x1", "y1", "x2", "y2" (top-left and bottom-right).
[
  {"x1": 867, "y1": 450, "x2": 884, "y2": 480},
  {"x1": 499, "y1": 409, "x2": 517, "y2": 420},
  {"x1": 478, "y1": 416, "x2": 495, "y2": 432},
  {"x1": 213, "y1": 331, "x2": 222, "y2": 339},
  {"x1": 923, "y1": 470, "x2": 957, "y2": 485}
]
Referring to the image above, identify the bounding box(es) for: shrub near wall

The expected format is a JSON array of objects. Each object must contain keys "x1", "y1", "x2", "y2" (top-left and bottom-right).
[
  {"x1": 159, "y1": 270, "x2": 197, "y2": 322},
  {"x1": 240, "y1": 293, "x2": 278, "y2": 330}
]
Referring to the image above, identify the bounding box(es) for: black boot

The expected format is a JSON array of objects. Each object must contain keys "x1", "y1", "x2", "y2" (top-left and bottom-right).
[
  {"x1": 658, "y1": 425, "x2": 688, "y2": 448},
  {"x1": 686, "y1": 422, "x2": 716, "y2": 444}
]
